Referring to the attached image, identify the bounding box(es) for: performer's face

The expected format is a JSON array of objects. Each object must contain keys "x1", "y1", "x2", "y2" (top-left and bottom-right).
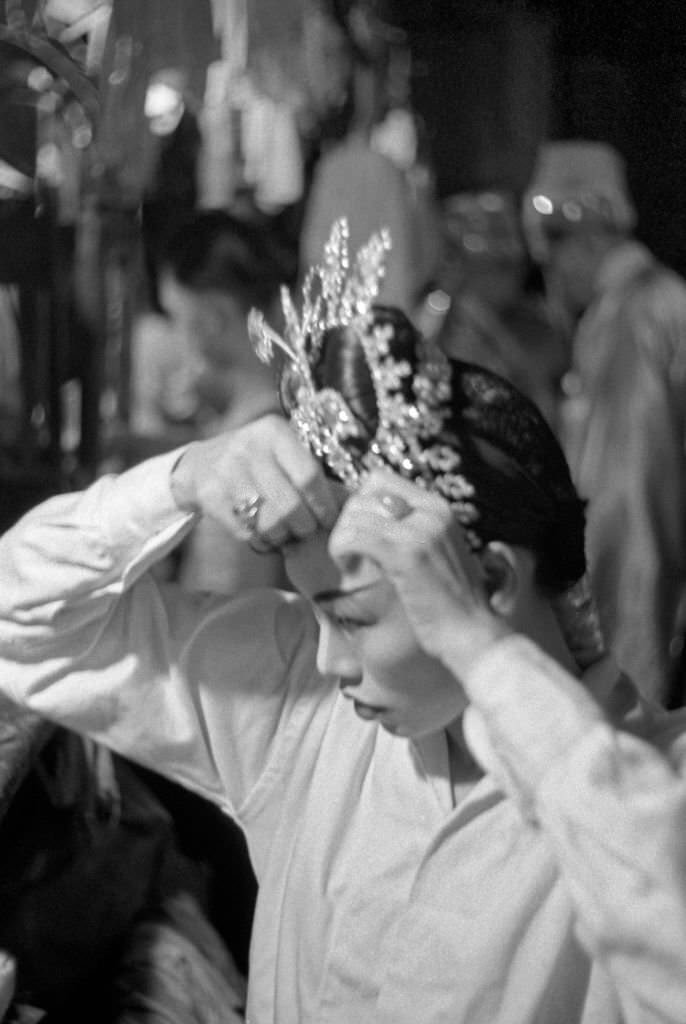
[{"x1": 285, "y1": 528, "x2": 469, "y2": 739}]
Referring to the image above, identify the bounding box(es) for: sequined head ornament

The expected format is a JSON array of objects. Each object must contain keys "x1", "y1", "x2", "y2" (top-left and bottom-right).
[
  {"x1": 248, "y1": 220, "x2": 605, "y2": 668},
  {"x1": 247, "y1": 217, "x2": 479, "y2": 535}
]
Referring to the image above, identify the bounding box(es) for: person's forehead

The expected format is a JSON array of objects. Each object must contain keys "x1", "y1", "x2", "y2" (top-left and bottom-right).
[
  {"x1": 284, "y1": 529, "x2": 340, "y2": 598},
  {"x1": 284, "y1": 527, "x2": 385, "y2": 601}
]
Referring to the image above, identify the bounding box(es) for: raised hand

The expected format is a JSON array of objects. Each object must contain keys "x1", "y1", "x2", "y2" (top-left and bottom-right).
[
  {"x1": 329, "y1": 471, "x2": 511, "y2": 677},
  {"x1": 170, "y1": 414, "x2": 341, "y2": 549}
]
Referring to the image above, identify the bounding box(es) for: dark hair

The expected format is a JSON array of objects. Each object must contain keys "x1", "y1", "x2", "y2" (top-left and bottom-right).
[
  {"x1": 159, "y1": 210, "x2": 289, "y2": 312},
  {"x1": 299, "y1": 304, "x2": 586, "y2": 594}
]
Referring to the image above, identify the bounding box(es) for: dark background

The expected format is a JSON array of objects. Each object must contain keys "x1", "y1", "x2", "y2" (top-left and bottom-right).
[
  {"x1": 3, "y1": 1, "x2": 685, "y2": 270},
  {"x1": 389, "y1": 0, "x2": 686, "y2": 274}
]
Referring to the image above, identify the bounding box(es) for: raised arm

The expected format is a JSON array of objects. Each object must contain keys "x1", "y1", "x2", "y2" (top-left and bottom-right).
[
  {"x1": 0, "y1": 416, "x2": 337, "y2": 815},
  {"x1": 331, "y1": 472, "x2": 686, "y2": 1021},
  {"x1": 458, "y1": 637, "x2": 686, "y2": 1023}
]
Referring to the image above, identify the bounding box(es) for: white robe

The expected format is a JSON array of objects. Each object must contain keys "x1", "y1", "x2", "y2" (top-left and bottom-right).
[{"x1": 0, "y1": 450, "x2": 685, "y2": 1023}]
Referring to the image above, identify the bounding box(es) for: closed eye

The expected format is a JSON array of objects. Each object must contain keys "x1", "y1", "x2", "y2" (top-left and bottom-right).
[
  {"x1": 329, "y1": 614, "x2": 371, "y2": 634},
  {"x1": 315, "y1": 582, "x2": 387, "y2": 631}
]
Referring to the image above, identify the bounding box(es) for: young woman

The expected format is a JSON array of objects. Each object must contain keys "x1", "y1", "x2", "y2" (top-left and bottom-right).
[{"x1": 0, "y1": 223, "x2": 684, "y2": 1023}]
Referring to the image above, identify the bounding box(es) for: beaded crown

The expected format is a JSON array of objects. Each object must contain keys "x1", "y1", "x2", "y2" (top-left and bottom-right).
[{"x1": 247, "y1": 217, "x2": 478, "y2": 529}]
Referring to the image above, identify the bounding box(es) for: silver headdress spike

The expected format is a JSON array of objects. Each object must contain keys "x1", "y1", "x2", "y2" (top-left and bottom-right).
[{"x1": 247, "y1": 217, "x2": 478, "y2": 532}]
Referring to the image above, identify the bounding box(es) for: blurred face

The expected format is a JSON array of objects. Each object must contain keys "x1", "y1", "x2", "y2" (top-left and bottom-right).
[
  {"x1": 440, "y1": 206, "x2": 526, "y2": 312},
  {"x1": 284, "y1": 527, "x2": 468, "y2": 738},
  {"x1": 540, "y1": 228, "x2": 599, "y2": 320},
  {"x1": 464, "y1": 258, "x2": 525, "y2": 312},
  {"x1": 158, "y1": 273, "x2": 238, "y2": 370}
]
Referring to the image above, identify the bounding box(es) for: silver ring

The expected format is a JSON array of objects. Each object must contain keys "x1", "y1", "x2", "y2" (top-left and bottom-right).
[
  {"x1": 232, "y1": 492, "x2": 263, "y2": 534},
  {"x1": 377, "y1": 492, "x2": 411, "y2": 521}
]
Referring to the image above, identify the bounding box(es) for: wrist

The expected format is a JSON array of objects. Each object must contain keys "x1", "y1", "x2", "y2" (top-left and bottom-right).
[{"x1": 436, "y1": 611, "x2": 514, "y2": 684}]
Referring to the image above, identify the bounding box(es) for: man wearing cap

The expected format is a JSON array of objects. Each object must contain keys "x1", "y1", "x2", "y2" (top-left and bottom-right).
[
  {"x1": 523, "y1": 139, "x2": 686, "y2": 705},
  {"x1": 421, "y1": 189, "x2": 566, "y2": 427}
]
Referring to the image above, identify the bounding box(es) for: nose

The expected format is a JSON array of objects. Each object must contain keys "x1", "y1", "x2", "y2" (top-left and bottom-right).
[{"x1": 316, "y1": 620, "x2": 362, "y2": 682}]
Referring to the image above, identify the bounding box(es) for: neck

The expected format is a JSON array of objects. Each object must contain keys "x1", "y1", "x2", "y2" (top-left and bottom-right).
[
  {"x1": 445, "y1": 724, "x2": 484, "y2": 804},
  {"x1": 521, "y1": 595, "x2": 579, "y2": 677}
]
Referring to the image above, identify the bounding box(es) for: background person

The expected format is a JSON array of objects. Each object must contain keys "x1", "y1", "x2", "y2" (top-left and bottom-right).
[
  {"x1": 300, "y1": 3, "x2": 439, "y2": 314},
  {"x1": 131, "y1": 209, "x2": 284, "y2": 451},
  {"x1": 523, "y1": 140, "x2": 686, "y2": 705},
  {"x1": 422, "y1": 189, "x2": 566, "y2": 427}
]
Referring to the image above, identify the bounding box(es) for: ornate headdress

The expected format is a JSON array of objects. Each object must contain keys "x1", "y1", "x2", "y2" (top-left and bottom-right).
[
  {"x1": 247, "y1": 217, "x2": 606, "y2": 669},
  {"x1": 247, "y1": 217, "x2": 479, "y2": 532}
]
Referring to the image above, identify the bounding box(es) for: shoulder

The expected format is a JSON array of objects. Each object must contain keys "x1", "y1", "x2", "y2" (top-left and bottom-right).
[
  {"x1": 623, "y1": 252, "x2": 686, "y2": 313},
  {"x1": 596, "y1": 251, "x2": 686, "y2": 370}
]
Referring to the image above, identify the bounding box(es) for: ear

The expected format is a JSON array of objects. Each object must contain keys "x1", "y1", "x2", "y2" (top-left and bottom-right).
[{"x1": 480, "y1": 542, "x2": 520, "y2": 617}]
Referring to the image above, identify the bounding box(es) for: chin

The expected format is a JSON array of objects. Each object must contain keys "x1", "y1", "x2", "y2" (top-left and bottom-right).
[
  {"x1": 381, "y1": 718, "x2": 428, "y2": 739},
  {"x1": 380, "y1": 720, "x2": 404, "y2": 736}
]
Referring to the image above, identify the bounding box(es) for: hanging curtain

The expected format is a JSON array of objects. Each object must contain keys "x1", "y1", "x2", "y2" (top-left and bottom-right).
[
  {"x1": 209, "y1": 0, "x2": 247, "y2": 72},
  {"x1": 96, "y1": 0, "x2": 216, "y2": 202},
  {"x1": 209, "y1": 0, "x2": 306, "y2": 100}
]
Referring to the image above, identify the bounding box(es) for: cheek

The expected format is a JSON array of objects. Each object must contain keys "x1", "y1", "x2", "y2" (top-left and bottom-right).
[
  {"x1": 362, "y1": 626, "x2": 421, "y2": 682},
  {"x1": 362, "y1": 627, "x2": 462, "y2": 713},
  {"x1": 360, "y1": 605, "x2": 433, "y2": 683}
]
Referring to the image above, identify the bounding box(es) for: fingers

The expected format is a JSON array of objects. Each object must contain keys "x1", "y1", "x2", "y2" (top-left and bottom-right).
[
  {"x1": 360, "y1": 470, "x2": 452, "y2": 517},
  {"x1": 329, "y1": 494, "x2": 440, "y2": 576},
  {"x1": 329, "y1": 500, "x2": 399, "y2": 570},
  {"x1": 330, "y1": 476, "x2": 480, "y2": 589},
  {"x1": 273, "y1": 430, "x2": 341, "y2": 530},
  {"x1": 357, "y1": 471, "x2": 476, "y2": 565},
  {"x1": 376, "y1": 492, "x2": 412, "y2": 521},
  {"x1": 229, "y1": 470, "x2": 319, "y2": 549},
  {"x1": 224, "y1": 417, "x2": 342, "y2": 549},
  {"x1": 246, "y1": 467, "x2": 317, "y2": 546}
]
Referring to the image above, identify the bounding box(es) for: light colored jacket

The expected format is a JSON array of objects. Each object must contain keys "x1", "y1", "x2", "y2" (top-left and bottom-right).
[
  {"x1": 0, "y1": 450, "x2": 685, "y2": 1022},
  {"x1": 561, "y1": 241, "x2": 686, "y2": 702}
]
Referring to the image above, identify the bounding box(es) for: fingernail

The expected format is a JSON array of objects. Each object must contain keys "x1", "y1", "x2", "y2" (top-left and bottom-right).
[{"x1": 377, "y1": 493, "x2": 411, "y2": 520}]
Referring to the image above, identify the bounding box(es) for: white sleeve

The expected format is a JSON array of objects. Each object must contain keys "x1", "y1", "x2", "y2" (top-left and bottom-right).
[
  {"x1": 461, "y1": 635, "x2": 686, "y2": 1023},
  {"x1": 0, "y1": 450, "x2": 323, "y2": 817}
]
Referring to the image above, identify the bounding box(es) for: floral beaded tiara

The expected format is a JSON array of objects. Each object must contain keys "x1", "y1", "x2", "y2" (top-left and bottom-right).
[
  {"x1": 247, "y1": 218, "x2": 479, "y2": 532},
  {"x1": 247, "y1": 218, "x2": 606, "y2": 669}
]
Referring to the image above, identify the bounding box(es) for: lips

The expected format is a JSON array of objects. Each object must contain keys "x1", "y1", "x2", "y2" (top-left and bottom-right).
[
  {"x1": 340, "y1": 686, "x2": 388, "y2": 720},
  {"x1": 352, "y1": 700, "x2": 385, "y2": 721}
]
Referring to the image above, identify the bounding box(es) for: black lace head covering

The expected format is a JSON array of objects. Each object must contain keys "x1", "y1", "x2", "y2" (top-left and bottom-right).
[{"x1": 449, "y1": 363, "x2": 587, "y2": 593}]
